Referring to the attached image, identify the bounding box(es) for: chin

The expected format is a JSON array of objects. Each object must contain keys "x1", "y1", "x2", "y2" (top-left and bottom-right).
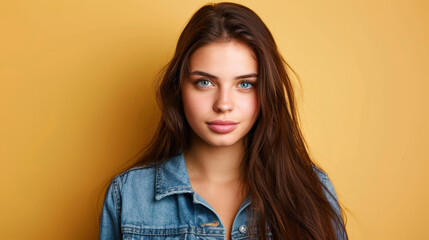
[
  {"x1": 191, "y1": 128, "x2": 244, "y2": 148},
  {"x1": 209, "y1": 142, "x2": 236, "y2": 147},
  {"x1": 203, "y1": 136, "x2": 243, "y2": 148}
]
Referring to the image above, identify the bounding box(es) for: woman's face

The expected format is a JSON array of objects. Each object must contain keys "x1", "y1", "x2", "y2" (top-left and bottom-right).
[{"x1": 181, "y1": 39, "x2": 259, "y2": 148}]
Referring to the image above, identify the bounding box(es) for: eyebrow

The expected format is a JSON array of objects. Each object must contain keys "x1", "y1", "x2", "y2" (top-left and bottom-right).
[{"x1": 190, "y1": 70, "x2": 258, "y2": 80}]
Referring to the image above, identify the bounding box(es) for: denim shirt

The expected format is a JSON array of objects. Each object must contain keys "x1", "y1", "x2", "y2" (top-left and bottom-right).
[{"x1": 99, "y1": 152, "x2": 346, "y2": 240}]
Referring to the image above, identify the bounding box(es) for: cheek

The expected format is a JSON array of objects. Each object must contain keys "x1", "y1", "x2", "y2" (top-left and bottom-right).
[
  {"x1": 182, "y1": 89, "x2": 209, "y2": 121},
  {"x1": 238, "y1": 93, "x2": 259, "y2": 118}
]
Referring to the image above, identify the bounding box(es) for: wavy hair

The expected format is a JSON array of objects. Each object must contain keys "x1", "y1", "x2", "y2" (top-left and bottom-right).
[{"x1": 130, "y1": 2, "x2": 348, "y2": 239}]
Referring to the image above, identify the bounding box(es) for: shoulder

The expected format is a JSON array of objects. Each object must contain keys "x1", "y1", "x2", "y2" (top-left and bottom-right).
[
  {"x1": 312, "y1": 165, "x2": 328, "y2": 180},
  {"x1": 109, "y1": 163, "x2": 158, "y2": 194},
  {"x1": 313, "y1": 166, "x2": 337, "y2": 195},
  {"x1": 102, "y1": 163, "x2": 161, "y2": 218},
  {"x1": 312, "y1": 167, "x2": 348, "y2": 239},
  {"x1": 312, "y1": 165, "x2": 341, "y2": 214}
]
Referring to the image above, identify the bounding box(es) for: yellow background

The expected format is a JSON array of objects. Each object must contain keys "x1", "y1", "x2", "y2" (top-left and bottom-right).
[{"x1": 1, "y1": 0, "x2": 428, "y2": 239}]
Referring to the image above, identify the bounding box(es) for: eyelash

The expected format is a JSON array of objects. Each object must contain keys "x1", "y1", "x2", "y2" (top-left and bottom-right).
[{"x1": 194, "y1": 78, "x2": 255, "y2": 89}]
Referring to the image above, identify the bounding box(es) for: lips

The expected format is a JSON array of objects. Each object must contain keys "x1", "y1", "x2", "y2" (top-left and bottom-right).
[
  {"x1": 206, "y1": 120, "x2": 238, "y2": 125},
  {"x1": 206, "y1": 120, "x2": 238, "y2": 133}
]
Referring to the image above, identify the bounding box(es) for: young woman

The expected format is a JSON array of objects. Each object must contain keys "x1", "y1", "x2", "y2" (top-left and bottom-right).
[{"x1": 99, "y1": 2, "x2": 348, "y2": 240}]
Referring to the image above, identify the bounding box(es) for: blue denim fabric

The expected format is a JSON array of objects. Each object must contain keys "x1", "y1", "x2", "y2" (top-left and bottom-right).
[{"x1": 99, "y1": 151, "x2": 346, "y2": 240}]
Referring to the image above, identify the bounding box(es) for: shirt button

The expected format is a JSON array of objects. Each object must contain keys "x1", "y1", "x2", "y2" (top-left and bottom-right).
[{"x1": 239, "y1": 225, "x2": 248, "y2": 234}]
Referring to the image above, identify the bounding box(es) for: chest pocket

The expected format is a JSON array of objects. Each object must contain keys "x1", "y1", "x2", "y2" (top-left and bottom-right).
[
  {"x1": 123, "y1": 235, "x2": 186, "y2": 240},
  {"x1": 121, "y1": 226, "x2": 188, "y2": 240},
  {"x1": 120, "y1": 226, "x2": 272, "y2": 240}
]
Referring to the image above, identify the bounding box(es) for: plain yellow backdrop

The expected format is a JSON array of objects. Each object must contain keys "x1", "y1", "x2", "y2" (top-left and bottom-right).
[{"x1": 1, "y1": 0, "x2": 428, "y2": 239}]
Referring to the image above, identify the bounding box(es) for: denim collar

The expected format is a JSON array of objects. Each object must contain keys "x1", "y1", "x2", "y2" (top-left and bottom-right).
[
  {"x1": 154, "y1": 150, "x2": 251, "y2": 211},
  {"x1": 154, "y1": 151, "x2": 194, "y2": 200},
  {"x1": 151, "y1": 150, "x2": 253, "y2": 231}
]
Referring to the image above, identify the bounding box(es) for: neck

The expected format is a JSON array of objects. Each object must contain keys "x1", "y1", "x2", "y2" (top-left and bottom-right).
[{"x1": 183, "y1": 134, "x2": 245, "y2": 184}]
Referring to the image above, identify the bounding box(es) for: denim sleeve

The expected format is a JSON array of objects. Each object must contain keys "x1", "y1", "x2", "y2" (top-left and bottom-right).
[
  {"x1": 319, "y1": 172, "x2": 348, "y2": 240},
  {"x1": 99, "y1": 177, "x2": 122, "y2": 240}
]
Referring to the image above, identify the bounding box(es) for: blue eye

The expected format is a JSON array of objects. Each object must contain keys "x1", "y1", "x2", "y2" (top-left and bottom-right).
[
  {"x1": 196, "y1": 79, "x2": 212, "y2": 87},
  {"x1": 239, "y1": 81, "x2": 253, "y2": 89}
]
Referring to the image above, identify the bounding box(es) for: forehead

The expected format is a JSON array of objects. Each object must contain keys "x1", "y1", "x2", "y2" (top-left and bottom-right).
[{"x1": 189, "y1": 40, "x2": 258, "y2": 76}]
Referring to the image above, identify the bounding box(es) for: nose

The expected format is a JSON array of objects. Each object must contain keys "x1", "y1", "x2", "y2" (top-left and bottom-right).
[{"x1": 213, "y1": 87, "x2": 234, "y2": 113}]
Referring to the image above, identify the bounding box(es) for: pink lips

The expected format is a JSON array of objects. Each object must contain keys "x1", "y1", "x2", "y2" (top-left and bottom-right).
[{"x1": 206, "y1": 120, "x2": 238, "y2": 133}]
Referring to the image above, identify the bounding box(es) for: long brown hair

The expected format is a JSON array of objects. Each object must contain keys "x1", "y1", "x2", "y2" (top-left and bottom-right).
[{"x1": 129, "y1": 2, "x2": 347, "y2": 239}]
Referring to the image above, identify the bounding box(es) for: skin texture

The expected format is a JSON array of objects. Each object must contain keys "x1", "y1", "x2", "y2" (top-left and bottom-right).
[
  {"x1": 180, "y1": 39, "x2": 260, "y2": 240},
  {"x1": 181, "y1": 39, "x2": 259, "y2": 151}
]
